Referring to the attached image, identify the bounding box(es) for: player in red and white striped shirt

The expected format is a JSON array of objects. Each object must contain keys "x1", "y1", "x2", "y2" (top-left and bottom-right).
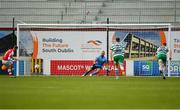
[{"x1": 2, "y1": 45, "x2": 18, "y2": 76}]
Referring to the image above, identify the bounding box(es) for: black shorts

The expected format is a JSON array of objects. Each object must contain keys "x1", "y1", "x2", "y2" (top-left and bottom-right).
[{"x1": 91, "y1": 64, "x2": 102, "y2": 70}]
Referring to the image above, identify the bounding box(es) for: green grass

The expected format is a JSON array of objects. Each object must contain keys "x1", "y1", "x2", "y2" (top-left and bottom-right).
[{"x1": 0, "y1": 75, "x2": 180, "y2": 109}]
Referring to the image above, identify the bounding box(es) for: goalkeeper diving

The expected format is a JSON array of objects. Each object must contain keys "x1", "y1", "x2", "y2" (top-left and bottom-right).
[{"x1": 82, "y1": 51, "x2": 109, "y2": 76}]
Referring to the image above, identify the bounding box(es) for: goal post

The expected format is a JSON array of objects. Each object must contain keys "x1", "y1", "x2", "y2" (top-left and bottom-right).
[
  {"x1": 16, "y1": 23, "x2": 173, "y2": 77},
  {"x1": 167, "y1": 25, "x2": 172, "y2": 77}
]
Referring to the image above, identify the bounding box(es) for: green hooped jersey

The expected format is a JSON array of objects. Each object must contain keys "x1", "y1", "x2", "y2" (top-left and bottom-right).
[
  {"x1": 156, "y1": 46, "x2": 168, "y2": 56},
  {"x1": 111, "y1": 41, "x2": 127, "y2": 57}
]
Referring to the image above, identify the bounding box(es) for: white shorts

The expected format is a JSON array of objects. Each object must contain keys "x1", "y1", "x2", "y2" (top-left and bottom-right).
[{"x1": 2, "y1": 59, "x2": 14, "y2": 67}]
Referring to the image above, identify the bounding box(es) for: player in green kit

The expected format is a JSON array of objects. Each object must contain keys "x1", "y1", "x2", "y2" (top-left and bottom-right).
[
  {"x1": 110, "y1": 37, "x2": 127, "y2": 79},
  {"x1": 156, "y1": 43, "x2": 170, "y2": 79}
]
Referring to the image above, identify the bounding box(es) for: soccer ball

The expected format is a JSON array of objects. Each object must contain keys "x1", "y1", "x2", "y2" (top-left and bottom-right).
[
  {"x1": 35, "y1": 64, "x2": 40, "y2": 69},
  {"x1": 1, "y1": 65, "x2": 7, "y2": 71}
]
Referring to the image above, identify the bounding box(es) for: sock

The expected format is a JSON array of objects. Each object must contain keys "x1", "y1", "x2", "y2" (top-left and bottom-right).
[
  {"x1": 159, "y1": 66, "x2": 163, "y2": 75},
  {"x1": 8, "y1": 69, "x2": 11, "y2": 73},
  {"x1": 115, "y1": 68, "x2": 118, "y2": 76},
  {"x1": 159, "y1": 66, "x2": 161, "y2": 71},
  {"x1": 163, "y1": 68, "x2": 166, "y2": 77},
  {"x1": 106, "y1": 69, "x2": 109, "y2": 76},
  {"x1": 163, "y1": 72, "x2": 166, "y2": 77},
  {"x1": 83, "y1": 70, "x2": 92, "y2": 76},
  {"x1": 159, "y1": 70, "x2": 163, "y2": 76},
  {"x1": 8, "y1": 69, "x2": 12, "y2": 75},
  {"x1": 92, "y1": 72, "x2": 97, "y2": 76}
]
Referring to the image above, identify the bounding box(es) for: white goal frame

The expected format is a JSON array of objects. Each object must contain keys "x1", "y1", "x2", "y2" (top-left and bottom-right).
[{"x1": 16, "y1": 23, "x2": 172, "y2": 76}]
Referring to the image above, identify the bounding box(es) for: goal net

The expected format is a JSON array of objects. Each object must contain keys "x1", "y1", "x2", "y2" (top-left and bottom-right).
[{"x1": 16, "y1": 24, "x2": 175, "y2": 77}]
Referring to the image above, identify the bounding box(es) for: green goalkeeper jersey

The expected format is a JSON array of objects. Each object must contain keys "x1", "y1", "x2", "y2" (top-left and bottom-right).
[{"x1": 111, "y1": 41, "x2": 127, "y2": 57}]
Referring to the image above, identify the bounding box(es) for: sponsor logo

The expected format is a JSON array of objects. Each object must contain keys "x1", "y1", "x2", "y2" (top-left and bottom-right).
[
  {"x1": 87, "y1": 40, "x2": 102, "y2": 46},
  {"x1": 142, "y1": 64, "x2": 150, "y2": 71},
  {"x1": 81, "y1": 39, "x2": 103, "y2": 53},
  {"x1": 142, "y1": 62, "x2": 152, "y2": 72}
]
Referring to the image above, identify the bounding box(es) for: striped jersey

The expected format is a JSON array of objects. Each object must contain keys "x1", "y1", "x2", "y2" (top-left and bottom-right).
[
  {"x1": 110, "y1": 41, "x2": 127, "y2": 57},
  {"x1": 156, "y1": 46, "x2": 168, "y2": 55},
  {"x1": 2, "y1": 49, "x2": 14, "y2": 60}
]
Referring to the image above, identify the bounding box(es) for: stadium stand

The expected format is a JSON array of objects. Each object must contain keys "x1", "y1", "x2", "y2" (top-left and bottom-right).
[{"x1": 0, "y1": 0, "x2": 180, "y2": 27}]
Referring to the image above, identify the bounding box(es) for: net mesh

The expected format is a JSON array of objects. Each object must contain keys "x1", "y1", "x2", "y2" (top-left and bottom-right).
[{"x1": 17, "y1": 24, "x2": 171, "y2": 76}]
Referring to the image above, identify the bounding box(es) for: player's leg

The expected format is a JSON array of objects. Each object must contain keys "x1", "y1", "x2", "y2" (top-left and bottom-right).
[
  {"x1": 158, "y1": 59, "x2": 163, "y2": 76},
  {"x1": 115, "y1": 64, "x2": 119, "y2": 79},
  {"x1": 157, "y1": 54, "x2": 164, "y2": 77},
  {"x1": 2, "y1": 60, "x2": 13, "y2": 76},
  {"x1": 158, "y1": 54, "x2": 167, "y2": 79},
  {"x1": 113, "y1": 56, "x2": 120, "y2": 79},
  {"x1": 162, "y1": 62, "x2": 166, "y2": 79},
  {"x1": 82, "y1": 67, "x2": 92, "y2": 76},
  {"x1": 82, "y1": 64, "x2": 95, "y2": 76},
  {"x1": 7, "y1": 60, "x2": 14, "y2": 77},
  {"x1": 90, "y1": 68, "x2": 101, "y2": 76},
  {"x1": 7, "y1": 65, "x2": 13, "y2": 76},
  {"x1": 118, "y1": 55, "x2": 125, "y2": 76},
  {"x1": 162, "y1": 58, "x2": 167, "y2": 79}
]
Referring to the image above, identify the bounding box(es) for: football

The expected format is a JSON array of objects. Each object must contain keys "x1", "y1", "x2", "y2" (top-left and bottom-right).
[
  {"x1": 34, "y1": 64, "x2": 40, "y2": 69},
  {"x1": 1, "y1": 65, "x2": 7, "y2": 71}
]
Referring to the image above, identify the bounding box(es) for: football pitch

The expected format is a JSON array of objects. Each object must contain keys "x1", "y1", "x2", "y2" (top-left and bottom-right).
[{"x1": 0, "y1": 75, "x2": 180, "y2": 109}]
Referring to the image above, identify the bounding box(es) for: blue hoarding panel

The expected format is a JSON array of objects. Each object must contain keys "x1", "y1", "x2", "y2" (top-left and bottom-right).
[
  {"x1": 134, "y1": 61, "x2": 160, "y2": 76},
  {"x1": 14, "y1": 61, "x2": 24, "y2": 76},
  {"x1": 152, "y1": 61, "x2": 160, "y2": 76},
  {"x1": 134, "y1": 61, "x2": 140, "y2": 76},
  {"x1": 140, "y1": 61, "x2": 152, "y2": 76},
  {"x1": 170, "y1": 61, "x2": 180, "y2": 76}
]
